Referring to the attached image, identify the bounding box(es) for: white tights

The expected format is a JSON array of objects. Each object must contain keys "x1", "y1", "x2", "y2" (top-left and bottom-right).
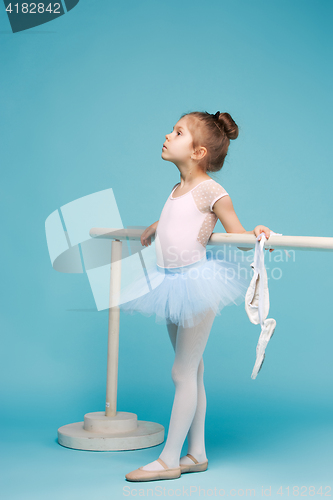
[{"x1": 142, "y1": 308, "x2": 216, "y2": 471}]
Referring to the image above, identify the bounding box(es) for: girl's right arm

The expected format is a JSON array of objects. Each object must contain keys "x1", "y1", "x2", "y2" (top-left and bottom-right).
[
  {"x1": 213, "y1": 196, "x2": 274, "y2": 252},
  {"x1": 141, "y1": 220, "x2": 159, "y2": 247}
]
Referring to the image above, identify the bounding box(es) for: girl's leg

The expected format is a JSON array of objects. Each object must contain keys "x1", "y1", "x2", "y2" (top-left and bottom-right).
[
  {"x1": 142, "y1": 308, "x2": 215, "y2": 471},
  {"x1": 182, "y1": 357, "x2": 207, "y2": 464},
  {"x1": 166, "y1": 321, "x2": 208, "y2": 465},
  {"x1": 166, "y1": 319, "x2": 178, "y2": 351}
]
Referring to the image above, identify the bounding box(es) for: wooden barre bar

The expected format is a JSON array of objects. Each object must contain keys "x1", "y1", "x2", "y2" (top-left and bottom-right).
[{"x1": 89, "y1": 228, "x2": 333, "y2": 252}]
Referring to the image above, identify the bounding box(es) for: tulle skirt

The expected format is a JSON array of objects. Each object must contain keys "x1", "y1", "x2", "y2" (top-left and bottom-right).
[{"x1": 118, "y1": 246, "x2": 252, "y2": 328}]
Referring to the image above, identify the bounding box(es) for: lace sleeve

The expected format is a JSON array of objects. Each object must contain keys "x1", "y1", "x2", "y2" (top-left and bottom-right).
[
  {"x1": 209, "y1": 183, "x2": 229, "y2": 211},
  {"x1": 192, "y1": 180, "x2": 229, "y2": 213}
]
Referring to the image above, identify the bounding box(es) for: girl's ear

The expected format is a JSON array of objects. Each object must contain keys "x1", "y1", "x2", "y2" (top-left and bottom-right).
[{"x1": 191, "y1": 147, "x2": 207, "y2": 161}]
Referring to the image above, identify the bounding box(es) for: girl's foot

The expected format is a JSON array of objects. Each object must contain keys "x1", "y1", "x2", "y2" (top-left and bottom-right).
[
  {"x1": 179, "y1": 453, "x2": 209, "y2": 474},
  {"x1": 125, "y1": 458, "x2": 181, "y2": 481},
  {"x1": 180, "y1": 453, "x2": 207, "y2": 466},
  {"x1": 141, "y1": 460, "x2": 165, "y2": 471}
]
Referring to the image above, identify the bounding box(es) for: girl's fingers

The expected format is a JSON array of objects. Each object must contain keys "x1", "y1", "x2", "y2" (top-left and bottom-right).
[{"x1": 141, "y1": 236, "x2": 152, "y2": 246}]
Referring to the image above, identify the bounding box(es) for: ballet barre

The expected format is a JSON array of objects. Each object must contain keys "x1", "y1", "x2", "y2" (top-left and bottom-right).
[
  {"x1": 208, "y1": 233, "x2": 333, "y2": 251},
  {"x1": 57, "y1": 228, "x2": 333, "y2": 451},
  {"x1": 90, "y1": 228, "x2": 333, "y2": 252}
]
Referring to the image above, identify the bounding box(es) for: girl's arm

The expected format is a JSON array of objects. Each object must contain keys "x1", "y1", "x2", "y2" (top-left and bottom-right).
[
  {"x1": 141, "y1": 220, "x2": 159, "y2": 247},
  {"x1": 212, "y1": 196, "x2": 273, "y2": 251}
]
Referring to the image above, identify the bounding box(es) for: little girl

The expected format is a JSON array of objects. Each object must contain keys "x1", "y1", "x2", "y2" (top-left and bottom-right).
[{"x1": 120, "y1": 110, "x2": 273, "y2": 482}]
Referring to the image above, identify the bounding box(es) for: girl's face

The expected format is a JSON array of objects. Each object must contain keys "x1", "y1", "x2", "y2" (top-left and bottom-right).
[{"x1": 161, "y1": 117, "x2": 195, "y2": 165}]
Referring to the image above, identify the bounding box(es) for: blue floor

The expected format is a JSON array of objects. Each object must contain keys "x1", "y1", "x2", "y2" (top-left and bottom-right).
[{"x1": 1, "y1": 410, "x2": 332, "y2": 500}]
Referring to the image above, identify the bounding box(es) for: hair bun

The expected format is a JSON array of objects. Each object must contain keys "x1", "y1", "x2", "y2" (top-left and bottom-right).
[{"x1": 218, "y1": 112, "x2": 239, "y2": 140}]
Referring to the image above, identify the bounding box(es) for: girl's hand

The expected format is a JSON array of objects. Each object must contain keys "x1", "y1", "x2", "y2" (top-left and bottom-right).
[
  {"x1": 254, "y1": 225, "x2": 274, "y2": 252},
  {"x1": 141, "y1": 222, "x2": 158, "y2": 247}
]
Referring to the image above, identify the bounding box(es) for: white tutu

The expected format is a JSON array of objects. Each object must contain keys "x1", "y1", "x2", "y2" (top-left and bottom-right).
[{"x1": 119, "y1": 245, "x2": 252, "y2": 328}]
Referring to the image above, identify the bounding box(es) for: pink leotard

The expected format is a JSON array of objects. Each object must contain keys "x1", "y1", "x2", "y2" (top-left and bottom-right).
[{"x1": 155, "y1": 179, "x2": 229, "y2": 269}]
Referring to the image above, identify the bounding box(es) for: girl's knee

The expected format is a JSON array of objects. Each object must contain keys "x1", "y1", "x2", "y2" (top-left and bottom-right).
[
  {"x1": 171, "y1": 360, "x2": 203, "y2": 385},
  {"x1": 171, "y1": 363, "x2": 183, "y2": 384}
]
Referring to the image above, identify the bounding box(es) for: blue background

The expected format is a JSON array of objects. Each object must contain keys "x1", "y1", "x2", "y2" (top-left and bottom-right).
[{"x1": 1, "y1": 0, "x2": 332, "y2": 498}]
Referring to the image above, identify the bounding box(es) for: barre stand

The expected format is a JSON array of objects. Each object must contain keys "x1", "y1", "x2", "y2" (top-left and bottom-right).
[
  {"x1": 58, "y1": 228, "x2": 164, "y2": 451},
  {"x1": 58, "y1": 230, "x2": 333, "y2": 451}
]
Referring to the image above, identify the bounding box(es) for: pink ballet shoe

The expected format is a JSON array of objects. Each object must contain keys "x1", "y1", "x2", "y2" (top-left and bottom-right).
[
  {"x1": 125, "y1": 458, "x2": 181, "y2": 482},
  {"x1": 180, "y1": 453, "x2": 208, "y2": 474}
]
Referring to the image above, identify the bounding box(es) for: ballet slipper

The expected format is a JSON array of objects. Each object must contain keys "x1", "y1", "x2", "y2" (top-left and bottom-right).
[
  {"x1": 125, "y1": 458, "x2": 181, "y2": 482},
  {"x1": 251, "y1": 318, "x2": 276, "y2": 379},
  {"x1": 179, "y1": 453, "x2": 208, "y2": 474},
  {"x1": 245, "y1": 233, "x2": 280, "y2": 379}
]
